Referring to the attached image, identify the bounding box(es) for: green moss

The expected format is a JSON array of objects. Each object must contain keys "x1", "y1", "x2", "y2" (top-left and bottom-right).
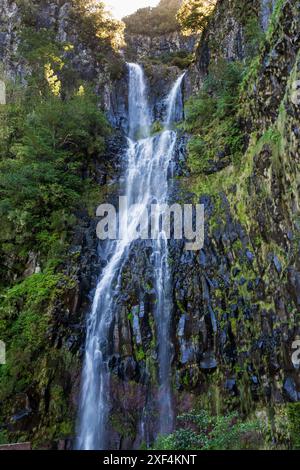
[
  {"x1": 287, "y1": 403, "x2": 300, "y2": 450},
  {"x1": 136, "y1": 348, "x2": 145, "y2": 362},
  {"x1": 151, "y1": 121, "x2": 164, "y2": 135},
  {"x1": 176, "y1": 299, "x2": 186, "y2": 314},
  {"x1": 240, "y1": 0, "x2": 286, "y2": 93},
  {"x1": 110, "y1": 412, "x2": 136, "y2": 440},
  {"x1": 0, "y1": 266, "x2": 79, "y2": 444},
  {"x1": 266, "y1": 0, "x2": 286, "y2": 42},
  {"x1": 0, "y1": 430, "x2": 9, "y2": 445},
  {"x1": 185, "y1": 60, "x2": 244, "y2": 178},
  {"x1": 147, "y1": 51, "x2": 194, "y2": 69}
]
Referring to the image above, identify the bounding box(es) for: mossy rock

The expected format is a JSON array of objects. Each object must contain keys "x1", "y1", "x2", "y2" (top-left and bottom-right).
[{"x1": 287, "y1": 403, "x2": 300, "y2": 450}]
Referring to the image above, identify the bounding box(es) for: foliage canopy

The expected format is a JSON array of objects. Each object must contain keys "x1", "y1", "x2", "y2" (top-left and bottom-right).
[
  {"x1": 177, "y1": 0, "x2": 217, "y2": 34},
  {"x1": 124, "y1": 0, "x2": 182, "y2": 36}
]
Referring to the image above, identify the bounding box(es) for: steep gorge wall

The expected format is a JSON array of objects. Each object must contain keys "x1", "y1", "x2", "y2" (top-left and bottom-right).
[
  {"x1": 125, "y1": 30, "x2": 197, "y2": 62},
  {"x1": 185, "y1": 0, "x2": 277, "y2": 94},
  {"x1": 175, "y1": 0, "x2": 300, "y2": 439},
  {"x1": 99, "y1": 0, "x2": 300, "y2": 449},
  {"x1": 1, "y1": 0, "x2": 300, "y2": 450}
]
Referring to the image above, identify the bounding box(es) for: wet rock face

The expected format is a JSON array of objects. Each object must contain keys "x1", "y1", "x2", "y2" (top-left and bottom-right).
[
  {"x1": 170, "y1": 192, "x2": 300, "y2": 404},
  {"x1": 144, "y1": 64, "x2": 185, "y2": 123}
]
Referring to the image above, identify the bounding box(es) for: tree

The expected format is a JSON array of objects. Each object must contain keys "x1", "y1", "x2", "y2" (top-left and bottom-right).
[
  {"x1": 0, "y1": 88, "x2": 109, "y2": 284},
  {"x1": 124, "y1": 0, "x2": 182, "y2": 36},
  {"x1": 177, "y1": 0, "x2": 217, "y2": 35},
  {"x1": 71, "y1": 0, "x2": 124, "y2": 51}
]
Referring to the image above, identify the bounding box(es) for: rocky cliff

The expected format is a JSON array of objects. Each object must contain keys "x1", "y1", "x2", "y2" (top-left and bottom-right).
[
  {"x1": 101, "y1": 0, "x2": 300, "y2": 449},
  {"x1": 0, "y1": 0, "x2": 300, "y2": 451},
  {"x1": 177, "y1": 0, "x2": 300, "y2": 446},
  {"x1": 125, "y1": 30, "x2": 197, "y2": 62}
]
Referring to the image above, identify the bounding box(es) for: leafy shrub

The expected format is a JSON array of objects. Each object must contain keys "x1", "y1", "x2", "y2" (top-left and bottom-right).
[
  {"x1": 147, "y1": 50, "x2": 194, "y2": 69},
  {"x1": 153, "y1": 410, "x2": 259, "y2": 450}
]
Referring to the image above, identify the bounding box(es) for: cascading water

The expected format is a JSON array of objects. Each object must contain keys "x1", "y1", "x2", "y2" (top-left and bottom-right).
[
  {"x1": 77, "y1": 63, "x2": 185, "y2": 450},
  {"x1": 153, "y1": 73, "x2": 185, "y2": 437}
]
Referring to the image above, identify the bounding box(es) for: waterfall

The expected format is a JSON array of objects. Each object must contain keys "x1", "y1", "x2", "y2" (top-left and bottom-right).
[
  {"x1": 154, "y1": 73, "x2": 185, "y2": 437},
  {"x1": 128, "y1": 63, "x2": 151, "y2": 139},
  {"x1": 77, "y1": 63, "x2": 185, "y2": 450},
  {"x1": 165, "y1": 73, "x2": 185, "y2": 127}
]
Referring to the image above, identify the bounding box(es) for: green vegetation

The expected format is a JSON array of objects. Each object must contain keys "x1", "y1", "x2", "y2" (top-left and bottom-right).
[
  {"x1": 16, "y1": 0, "x2": 124, "y2": 53},
  {"x1": 124, "y1": 0, "x2": 182, "y2": 36},
  {"x1": 0, "y1": 0, "x2": 298, "y2": 451},
  {"x1": 148, "y1": 50, "x2": 194, "y2": 69},
  {"x1": 0, "y1": 270, "x2": 71, "y2": 398},
  {"x1": 0, "y1": 0, "x2": 117, "y2": 445},
  {"x1": 287, "y1": 403, "x2": 300, "y2": 450},
  {"x1": 176, "y1": 3, "x2": 300, "y2": 453},
  {"x1": 177, "y1": 0, "x2": 216, "y2": 34},
  {"x1": 0, "y1": 80, "x2": 109, "y2": 443},
  {"x1": 18, "y1": 27, "x2": 65, "y2": 97},
  {"x1": 70, "y1": 0, "x2": 125, "y2": 52},
  {"x1": 240, "y1": 0, "x2": 288, "y2": 95},
  {"x1": 154, "y1": 410, "x2": 259, "y2": 450},
  {"x1": 0, "y1": 88, "x2": 109, "y2": 284},
  {"x1": 185, "y1": 60, "x2": 245, "y2": 175}
]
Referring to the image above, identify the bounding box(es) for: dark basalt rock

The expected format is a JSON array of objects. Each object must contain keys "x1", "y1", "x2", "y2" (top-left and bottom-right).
[
  {"x1": 200, "y1": 352, "x2": 218, "y2": 371},
  {"x1": 124, "y1": 31, "x2": 197, "y2": 62},
  {"x1": 273, "y1": 255, "x2": 282, "y2": 274},
  {"x1": 225, "y1": 378, "x2": 238, "y2": 396},
  {"x1": 283, "y1": 377, "x2": 299, "y2": 403}
]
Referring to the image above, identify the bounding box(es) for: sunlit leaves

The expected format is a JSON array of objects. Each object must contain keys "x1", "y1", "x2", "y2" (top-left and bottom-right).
[
  {"x1": 123, "y1": 0, "x2": 181, "y2": 36},
  {"x1": 44, "y1": 64, "x2": 62, "y2": 96},
  {"x1": 177, "y1": 0, "x2": 217, "y2": 35},
  {"x1": 71, "y1": 0, "x2": 125, "y2": 51}
]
